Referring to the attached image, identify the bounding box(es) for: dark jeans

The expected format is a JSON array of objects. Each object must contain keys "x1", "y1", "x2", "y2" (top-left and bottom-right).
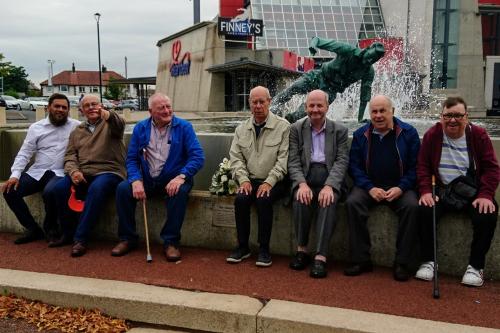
[
  {"x1": 292, "y1": 164, "x2": 337, "y2": 257},
  {"x1": 234, "y1": 179, "x2": 286, "y2": 251},
  {"x1": 345, "y1": 186, "x2": 419, "y2": 265},
  {"x1": 54, "y1": 173, "x2": 123, "y2": 243},
  {"x1": 116, "y1": 178, "x2": 192, "y2": 247},
  {"x1": 419, "y1": 200, "x2": 498, "y2": 269},
  {"x1": 3, "y1": 171, "x2": 61, "y2": 237}
]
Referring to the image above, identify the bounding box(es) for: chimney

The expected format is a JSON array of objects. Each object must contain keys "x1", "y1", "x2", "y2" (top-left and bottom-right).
[
  {"x1": 101, "y1": 65, "x2": 107, "y2": 73},
  {"x1": 72, "y1": 63, "x2": 75, "y2": 73}
]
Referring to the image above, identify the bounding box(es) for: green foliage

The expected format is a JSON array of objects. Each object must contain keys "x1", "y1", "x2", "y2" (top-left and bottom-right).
[
  {"x1": 209, "y1": 158, "x2": 237, "y2": 196},
  {"x1": 0, "y1": 53, "x2": 30, "y2": 94},
  {"x1": 4, "y1": 89, "x2": 19, "y2": 98},
  {"x1": 105, "y1": 78, "x2": 125, "y2": 100}
]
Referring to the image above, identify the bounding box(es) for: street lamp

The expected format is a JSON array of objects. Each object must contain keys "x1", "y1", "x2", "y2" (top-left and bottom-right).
[{"x1": 94, "y1": 12, "x2": 102, "y2": 102}]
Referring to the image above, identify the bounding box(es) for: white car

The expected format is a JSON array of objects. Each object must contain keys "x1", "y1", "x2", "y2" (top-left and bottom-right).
[
  {"x1": 26, "y1": 97, "x2": 49, "y2": 111},
  {"x1": 16, "y1": 98, "x2": 31, "y2": 111}
]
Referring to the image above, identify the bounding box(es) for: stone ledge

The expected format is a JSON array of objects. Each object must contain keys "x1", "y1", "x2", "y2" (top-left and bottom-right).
[
  {"x1": 0, "y1": 188, "x2": 499, "y2": 279},
  {"x1": 0, "y1": 268, "x2": 262, "y2": 333}
]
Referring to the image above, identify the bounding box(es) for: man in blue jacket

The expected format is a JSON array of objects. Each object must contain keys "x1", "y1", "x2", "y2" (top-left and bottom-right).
[
  {"x1": 344, "y1": 95, "x2": 420, "y2": 281},
  {"x1": 111, "y1": 93, "x2": 204, "y2": 261}
]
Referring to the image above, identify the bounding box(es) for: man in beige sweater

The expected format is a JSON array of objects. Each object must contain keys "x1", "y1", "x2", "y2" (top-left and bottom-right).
[
  {"x1": 52, "y1": 94, "x2": 126, "y2": 257},
  {"x1": 226, "y1": 86, "x2": 290, "y2": 267}
]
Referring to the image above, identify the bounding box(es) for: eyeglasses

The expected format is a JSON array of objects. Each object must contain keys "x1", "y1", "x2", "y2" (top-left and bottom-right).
[
  {"x1": 82, "y1": 102, "x2": 99, "y2": 110},
  {"x1": 442, "y1": 113, "x2": 466, "y2": 120}
]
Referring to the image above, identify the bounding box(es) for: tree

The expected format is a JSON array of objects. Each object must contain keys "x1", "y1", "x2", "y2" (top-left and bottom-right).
[
  {"x1": 104, "y1": 78, "x2": 126, "y2": 100},
  {"x1": 0, "y1": 53, "x2": 30, "y2": 94}
]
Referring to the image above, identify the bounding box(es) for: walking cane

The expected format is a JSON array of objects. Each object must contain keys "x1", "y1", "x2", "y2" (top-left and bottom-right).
[
  {"x1": 432, "y1": 175, "x2": 440, "y2": 299},
  {"x1": 142, "y1": 199, "x2": 153, "y2": 263}
]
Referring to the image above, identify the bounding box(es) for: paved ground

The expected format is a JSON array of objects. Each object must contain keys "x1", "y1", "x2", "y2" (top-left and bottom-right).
[{"x1": 0, "y1": 233, "x2": 499, "y2": 330}]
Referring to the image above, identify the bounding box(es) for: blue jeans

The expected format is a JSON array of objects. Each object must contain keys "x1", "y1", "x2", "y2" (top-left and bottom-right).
[
  {"x1": 115, "y1": 178, "x2": 192, "y2": 247},
  {"x1": 54, "y1": 173, "x2": 123, "y2": 243},
  {"x1": 3, "y1": 171, "x2": 61, "y2": 236}
]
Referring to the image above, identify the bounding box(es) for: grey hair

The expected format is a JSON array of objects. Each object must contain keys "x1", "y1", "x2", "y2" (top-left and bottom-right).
[
  {"x1": 148, "y1": 92, "x2": 170, "y2": 109},
  {"x1": 249, "y1": 86, "x2": 271, "y2": 100},
  {"x1": 370, "y1": 94, "x2": 394, "y2": 110}
]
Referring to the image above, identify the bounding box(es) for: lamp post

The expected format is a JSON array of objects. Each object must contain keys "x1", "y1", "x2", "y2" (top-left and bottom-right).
[{"x1": 94, "y1": 12, "x2": 102, "y2": 102}]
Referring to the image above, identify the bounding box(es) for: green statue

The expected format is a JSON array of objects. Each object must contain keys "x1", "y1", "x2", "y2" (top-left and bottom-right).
[{"x1": 271, "y1": 37, "x2": 385, "y2": 122}]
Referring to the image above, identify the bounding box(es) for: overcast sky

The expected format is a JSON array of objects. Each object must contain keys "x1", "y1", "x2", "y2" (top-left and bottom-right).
[{"x1": 0, "y1": 0, "x2": 219, "y2": 86}]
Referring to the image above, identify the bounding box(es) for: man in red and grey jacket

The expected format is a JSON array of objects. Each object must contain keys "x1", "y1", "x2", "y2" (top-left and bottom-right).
[{"x1": 416, "y1": 96, "x2": 500, "y2": 287}]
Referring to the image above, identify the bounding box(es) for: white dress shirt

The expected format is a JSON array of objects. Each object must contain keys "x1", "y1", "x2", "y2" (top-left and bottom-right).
[{"x1": 10, "y1": 117, "x2": 80, "y2": 180}]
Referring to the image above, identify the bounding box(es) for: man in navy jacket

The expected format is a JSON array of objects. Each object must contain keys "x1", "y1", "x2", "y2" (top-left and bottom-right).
[
  {"x1": 111, "y1": 93, "x2": 204, "y2": 261},
  {"x1": 344, "y1": 95, "x2": 420, "y2": 281}
]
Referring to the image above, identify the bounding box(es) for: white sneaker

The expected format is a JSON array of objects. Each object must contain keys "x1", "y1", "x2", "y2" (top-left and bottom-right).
[
  {"x1": 461, "y1": 265, "x2": 484, "y2": 287},
  {"x1": 415, "y1": 261, "x2": 434, "y2": 281}
]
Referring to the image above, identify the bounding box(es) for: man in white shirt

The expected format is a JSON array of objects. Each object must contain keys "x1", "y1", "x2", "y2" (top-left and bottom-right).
[{"x1": 1, "y1": 93, "x2": 80, "y2": 245}]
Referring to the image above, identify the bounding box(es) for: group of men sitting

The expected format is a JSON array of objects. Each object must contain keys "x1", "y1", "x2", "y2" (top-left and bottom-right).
[{"x1": 1, "y1": 88, "x2": 498, "y2": 289}]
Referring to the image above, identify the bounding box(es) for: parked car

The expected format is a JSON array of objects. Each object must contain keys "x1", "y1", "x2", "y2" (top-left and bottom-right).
[
  {"x1": 16, "y1": 98, "x2": 31, "y2": 111},
  {"x1": 101, "y1": 98, "x2": 115, "y2": 110},
  {"x1": 116, "y1": 99, "x2": 139, "y2": 111},
  {"x1": 0, "y1": 96, "x2": 6, "y2": 108},
  {"x1": 26, "y1": 97, "x2": 48, "y2": 111},
  {"x1": 1, "y1": 95, "x2": 20, "y2": 110}
]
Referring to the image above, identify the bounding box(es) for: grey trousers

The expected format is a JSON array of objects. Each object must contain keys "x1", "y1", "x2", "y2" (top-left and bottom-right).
[
  {"x1": 345, "y1": 186, "x2": 419, "y2": 265},
  {"x1": 292, "y1": 164, "x2": 337, "y2": 257}
]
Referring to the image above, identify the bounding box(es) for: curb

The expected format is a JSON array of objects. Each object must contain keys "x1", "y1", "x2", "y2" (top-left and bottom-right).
[{"x1": 0, "y1": 269, "x2": 497, "y2": 333}]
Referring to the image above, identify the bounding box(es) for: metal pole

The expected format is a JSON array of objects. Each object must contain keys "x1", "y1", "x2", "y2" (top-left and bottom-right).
[
  {"x1": 405, "y1": 0, "x2": 411, "y2": 72},
  {"x1": 194, "y1": 0, "x2": 200, "y2": 24},
  {"x1": 95, "y1": 13, "x2": 103, "y2": 102},
  {"x1": 124, "y1": 56, "x2": 128, "y2": 79}
]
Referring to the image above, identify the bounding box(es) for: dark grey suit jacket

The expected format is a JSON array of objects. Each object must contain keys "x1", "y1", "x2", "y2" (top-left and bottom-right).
[{"x1": 288, "y1": 117, "x2": 349, "y2": 193}]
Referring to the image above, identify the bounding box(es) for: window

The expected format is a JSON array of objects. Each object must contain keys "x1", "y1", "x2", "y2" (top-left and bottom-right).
[
  {"x1": 91, "y1": 86, "x2": 99, "y2": 93},
  {"x1": 78, "y1": 86, "x2": 86, "y2": 93},
  {"x1": 60, "y1": 85, "x2": 68, "y2": 92}
]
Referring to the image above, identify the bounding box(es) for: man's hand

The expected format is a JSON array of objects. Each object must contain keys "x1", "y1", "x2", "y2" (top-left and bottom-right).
[
  {"x1": 418, "y1": 192, "x2": 438, "y2": 207},
  {"x1": 296, "y1": 182, "x2": 313, "y2": 205},
  {"x1": 71, "y1": 171, "x2": 87, "y2": 186},
  {"x1": 385, "y1": 187, "x2": 403, "y2": 202},
  {"x1": 308, "y1": 46, "x2": 317, "y2": 56},
  {"x1": 1, "y1": 177, "x2": 19, "y2": 193},
  {"x1": 165, "y1": 175, "x2": 185, "y2": 197},
  {"x1": 256, "y1": 182, "x2": 272, "y2": 198},
  {"x1": 318, "y1": 185, "x2": 335, "y2": 208},
  {"x1": 472, "y1": 198, "x2": 496, "y2": 214},
  {"x1": 237, "y1": 181, "x2": 252, "y2": 196},
  {"x1": 132, "y1": 180, "x2": 146, "y2": 200},
  {"x1": 368, "y1": 187, "x2": 386, "y2": 202}
]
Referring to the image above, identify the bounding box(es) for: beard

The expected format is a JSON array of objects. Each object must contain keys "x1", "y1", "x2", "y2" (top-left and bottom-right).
[{"x1": 49, "y1": 112, "x2": 69, "y2": 127}]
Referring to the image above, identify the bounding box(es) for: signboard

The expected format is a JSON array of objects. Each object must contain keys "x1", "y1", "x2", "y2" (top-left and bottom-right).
[
  {"x1": 359, "y1": 37, "x2": 404, "y2": 73},
  {"x1": 283, "y1": 51, "x2": 315, "y2": 73},
  {"x1": 218, "y1": 17, "x2": 263, "y2": 37},
  {"x1": 170, "y1": 40, "x2": 191, "y2": 77}
]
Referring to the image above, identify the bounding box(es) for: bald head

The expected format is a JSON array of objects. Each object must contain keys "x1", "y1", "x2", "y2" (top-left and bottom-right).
[
  {"x1": 249, "y1": 86, "x2": 271, "y2": 100},
  {"x1": 306, "y1": 89, "x2": 329, "y2": 105},
  {"x1": 370, "y1": 95, "x2": 393, "y2": 110}
]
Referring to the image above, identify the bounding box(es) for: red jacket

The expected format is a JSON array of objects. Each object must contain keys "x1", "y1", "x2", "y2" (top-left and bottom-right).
[{"x1": 417, "y1": 122, "x2": 500, "y2": 201}]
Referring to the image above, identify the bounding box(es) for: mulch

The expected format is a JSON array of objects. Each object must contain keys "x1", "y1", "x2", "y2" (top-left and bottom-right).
[{"x1": 0, "y1": 233, "x2": 499, "y2": 329}]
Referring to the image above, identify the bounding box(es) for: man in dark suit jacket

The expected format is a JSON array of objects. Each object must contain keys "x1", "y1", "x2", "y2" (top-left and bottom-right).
[{"x1": 287, "y1": 89, "x2": 349, "y2": 278}]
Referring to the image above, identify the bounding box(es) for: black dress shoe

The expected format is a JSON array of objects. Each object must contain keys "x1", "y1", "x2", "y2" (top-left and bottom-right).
[
  {"x1": 48, "y1": 235, "x2": 73, "y2": 248},
  {"x1": 14, "y1": 230, "x2": 45, "y2": 245},
  {"x1": 289, "y1": 251, "x2": 311, "y2": 270},
  {"x1": 71, "y1": 242, "x2": 87, "y2": 257},
  {"x1": 344, "y1": 261, "x2": 373, "y2": 276},
  {"x1": 310, "y1": 260, "x2": 327, "y2": 278},
  {"x1": 393, "y1": 263, "x2": 410, "y2": 282}
]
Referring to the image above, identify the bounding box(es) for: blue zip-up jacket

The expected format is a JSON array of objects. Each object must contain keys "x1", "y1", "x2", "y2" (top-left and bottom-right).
[
  {"x1": 126, "y1": 116, "x2": 204, "y2": 184},
  {"x1": 349, "y1": 117, "x2": 420, "y2": 191}
]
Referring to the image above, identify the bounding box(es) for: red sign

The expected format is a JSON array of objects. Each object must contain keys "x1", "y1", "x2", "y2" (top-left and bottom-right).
[
  {"x1": 283, "y1": 50, "x2": 315, "y2": 73},
  {"x1": 220, "y1": 0, "x2": 245, "y2": 18},
  {"x1": 479, "y1": 0, "x2": 500, "y2": 5},
  {"x1": 359, "y1": 37, "x2": 404, "y2": 73},
  {"x1": 170, "y1": 40, "x2": 191, "y2": 77}
]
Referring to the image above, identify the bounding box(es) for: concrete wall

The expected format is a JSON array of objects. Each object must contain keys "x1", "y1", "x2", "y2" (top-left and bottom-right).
[
  {"x1": 156, "y1": 23, "x2": 226, "y2": 112},
  {"x1": 1, "y1": 130, "x2": 500, "y2": 278}
]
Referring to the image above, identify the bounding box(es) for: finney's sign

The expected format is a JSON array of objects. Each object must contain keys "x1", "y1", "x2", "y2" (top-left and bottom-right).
[
  {"x1": 170, "y1": 40, "x2": 191, "y2": 77},
  {"x1": 218, "y1": 17, "x2": 263, "y2": 37}
]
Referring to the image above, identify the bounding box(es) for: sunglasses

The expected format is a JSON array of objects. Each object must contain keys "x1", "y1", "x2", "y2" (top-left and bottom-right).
[{"x1": 441, "y1": 113, "x2": 466, "y2": 120}]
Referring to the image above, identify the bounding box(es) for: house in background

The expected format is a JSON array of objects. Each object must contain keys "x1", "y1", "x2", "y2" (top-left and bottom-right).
[{"x1": 40, "y1": 64, "x2": 137, "y2": 98}]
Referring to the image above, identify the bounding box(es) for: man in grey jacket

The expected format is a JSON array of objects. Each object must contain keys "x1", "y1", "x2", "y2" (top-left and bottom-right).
[{"x1": 288, "y1": 89, "x2": 349, "y2": 278}]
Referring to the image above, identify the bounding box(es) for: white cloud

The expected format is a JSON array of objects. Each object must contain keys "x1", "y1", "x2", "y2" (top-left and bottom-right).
[{"x1": 0, "y1": 0, "x2": 219, "y2": 86}]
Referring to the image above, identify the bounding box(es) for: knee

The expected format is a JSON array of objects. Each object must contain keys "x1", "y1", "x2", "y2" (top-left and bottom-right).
[
  {"x1": 256, "y1": 195, "x2": 273, "y2": 208},
  {"x1": 234, "y1": 193, "x2": 252, "y2": 208},
  {"x1": 116, "y1": 181, "x2": 132, "y2": 199}
]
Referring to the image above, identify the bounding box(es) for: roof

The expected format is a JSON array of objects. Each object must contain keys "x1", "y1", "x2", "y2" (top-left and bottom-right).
[
  {"x1": 156, "y1": 21, "x2": 214, "y2": 47},
  {"x1": 40, "y1": 70, "x2": 125, "y2": 86},
  {"x1": 112, "y1": 76, "x2": 156, "y2": 85},
  {"x1": 206, "y1": 59, "x2": 302, "y2": 76}
]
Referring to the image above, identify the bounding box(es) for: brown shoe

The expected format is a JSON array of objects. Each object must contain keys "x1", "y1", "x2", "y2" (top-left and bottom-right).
[
  {"x1": 111, "y1": 241, "x2": 136, "y2": 257},
  {"x1": 165, "y1": 245, "x2": 181, "y2": 262},
  {"x1": 48, "y1": 235, "x2": 72, "y2": 248},
  {"x1": 71, "y1": 242, "x2": 87, "y2": 257}
]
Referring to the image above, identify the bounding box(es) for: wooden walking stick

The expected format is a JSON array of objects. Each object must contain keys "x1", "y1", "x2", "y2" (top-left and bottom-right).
[
  {"x1": 432, "y1": 175, "x2": 440, "y2": 299},
  {"x1": 142, "y1": 199, "x2": 153, "y2": 263}
]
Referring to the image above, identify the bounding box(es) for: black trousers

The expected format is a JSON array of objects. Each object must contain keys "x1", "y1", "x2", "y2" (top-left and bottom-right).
[
  {"x1": 345, "y1": 186, "x2": 419, "y2": 265},
  {"x1": 234, "y1": 179, "x2": 285, "y2": 251},
  {"x1": 292, "y1": 164, "x2": 337, "y2": 257},
  {"x1": 419, "y1": 200, "x2": 498, "y2": 269}
]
